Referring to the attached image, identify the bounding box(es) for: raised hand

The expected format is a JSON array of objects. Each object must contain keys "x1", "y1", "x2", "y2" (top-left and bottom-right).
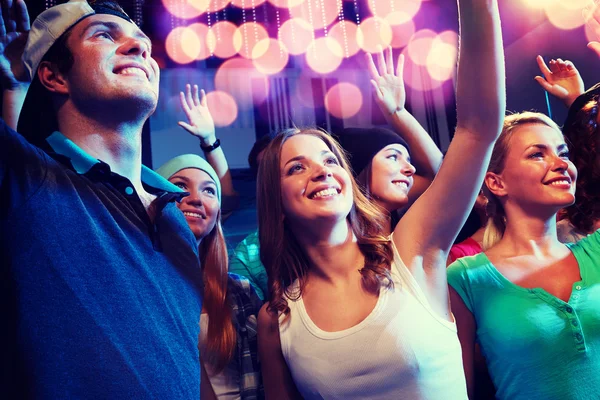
[
  {"x1": 178, "y1": 84, "x2": 216, "y2": 144},
  {"x1": 366, "y1": 46, "x2": 406, "y2": 116},
  {"x1": 0, "y1": 0, "x2": 30, "y2": 89},
  {"x1": 585, "y1": 1, "x2": 600, "y2": 58},
  {"x1": 534, "y1": 56, "x2": 584, "y2": 108}
]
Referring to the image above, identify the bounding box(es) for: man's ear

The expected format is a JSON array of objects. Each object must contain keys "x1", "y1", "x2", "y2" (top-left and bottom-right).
[
  {"x1": 38, "y1": 61, "x2": 69, "y2": 95},
  {"x1": 484, "y1": 171, "x2": 507, "y2": 198}
]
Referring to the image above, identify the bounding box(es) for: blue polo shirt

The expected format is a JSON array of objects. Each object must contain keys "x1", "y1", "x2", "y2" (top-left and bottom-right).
[{"x1": 1, "y1": 122, "x2": 203, "y2": 398}]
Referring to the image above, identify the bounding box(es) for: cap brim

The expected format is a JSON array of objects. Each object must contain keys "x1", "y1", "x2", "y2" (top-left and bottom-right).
[{"x1": 17, "y1": 75, "x2": 58, "y2": 148}]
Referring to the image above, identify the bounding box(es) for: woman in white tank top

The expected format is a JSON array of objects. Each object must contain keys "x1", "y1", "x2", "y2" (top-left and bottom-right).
[{"x1": 255, "y1": 0, "x2": 505, "y2": 398}]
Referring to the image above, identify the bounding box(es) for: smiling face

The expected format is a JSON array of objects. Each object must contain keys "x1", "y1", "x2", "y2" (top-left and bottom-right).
[
  {"x1": 279, "y1": 134, "x2": 353, "y2": 228},
  {"x1": 368, "y1": 144, "x2": 415, "y2": 212},
  {"x1": 169, "y1": 168, "x2": 220, "y2": 242},
  {"x1": 62, "y1": 14, "x2": 160, "y2": 115},
  {"x1": 488, "y1": 123, "x2": 577, "y2": 213}
]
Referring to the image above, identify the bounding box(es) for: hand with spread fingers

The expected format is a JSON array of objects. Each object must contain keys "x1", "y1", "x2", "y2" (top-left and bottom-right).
[
  {"x1": 534, "y1": 55, "x2": 584, "y2": 108},
  {"x1": 585, "y1": 1, "x2": 600, "y2": 58},
  {"x1": 178, "y1": 84, "x2": 216, "y2": 145},
  {"x1": 0, "y1": 0, "x2": 30, "y2": 89},
  {"x1": 366, "y1": 46, "x2": 406, "y2": 116}
]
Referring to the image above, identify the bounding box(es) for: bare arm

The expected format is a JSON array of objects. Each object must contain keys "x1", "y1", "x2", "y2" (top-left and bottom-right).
[
  {"x1": 449, "y1": 286, "x2": 476, "y2": 398},
  {"x1": 367, "y1": 47, "x2": 443, "y2": 179},
  {"x1": 0, "y1": 0, "x2": 30, "y2": 130},
  {"x1": 534, "y1": 56, "x2": 584, "y2": 108},
  {"x1": 366, "y1": 47, "x2": 442, "y2": 205},
  {"x1": 178, "y1": 84, "x2": 237, "y2": 198},
  {"x1": 393, "y1": 0, "x2": 505, "y2": 313},
  {"x1": 257, "y1": 304, "x2": 302, "y2": 400}
]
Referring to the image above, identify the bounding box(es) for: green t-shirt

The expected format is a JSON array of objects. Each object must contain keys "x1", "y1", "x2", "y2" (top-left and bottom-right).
[
  {"x1": 229, "y1": 231, "x2": 268, "y2": 300},
  {"x1": 447, "y1": 229, "x2": 600, "y2": 400}
]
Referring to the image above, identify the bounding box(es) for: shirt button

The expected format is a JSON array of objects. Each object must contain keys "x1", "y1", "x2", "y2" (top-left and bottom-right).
[
  {"x1": 125, "y1": 187, "x2": 134, "y2": 195},
  {"x1": 572, "y1": 294, "x2": 579, "y2": 300},
  {"x1": 575, "y1": 333, "x2": 583, "y2": 341},
  {"x1": 572, "y1": 320, "x2": 579, "y2": 327},
  {"x1": 575, "y1": 285, "x2": 582, "y2": 290},
  {"x1": 565, "y1": 306, "x2": 573, "y2": 313}
]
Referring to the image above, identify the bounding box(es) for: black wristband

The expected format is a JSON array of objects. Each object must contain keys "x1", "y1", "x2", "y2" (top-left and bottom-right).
[{"x1": 200, "y1": 138, "x2": 221, "y2": 153}]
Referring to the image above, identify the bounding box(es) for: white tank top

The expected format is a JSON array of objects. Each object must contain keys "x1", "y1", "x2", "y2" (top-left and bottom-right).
[
  {"x1": 200, "y1": 315, "x2": 241, "y2": 400},
  {"x1": 279, "y1": 242, "x2": 468, "y2": 400}
]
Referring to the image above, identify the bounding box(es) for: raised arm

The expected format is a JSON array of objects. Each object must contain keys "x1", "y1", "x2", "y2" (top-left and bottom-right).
[
  {"x1": 178, "y1": 84, "x2": 237, "y2": 200},
  {"x1": 0, "y1": 0, "x2": 30, "y2": 130},
  {"x1": 366, "y1": 46, "x2": 443, "y2": 204},
  {"x1": 393, "y1": 0, "x2": 505, "y2": 312},
  {"x1": 534, "y1": 56, "x2": 584, "y2": 108}
]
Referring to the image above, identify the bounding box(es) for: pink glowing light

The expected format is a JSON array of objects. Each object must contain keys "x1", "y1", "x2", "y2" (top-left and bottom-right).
[
  {"x1": 279, "y1": 18, "x2": 314, "y2": 55},
  {"x1": 329, "y1": 20, "x2": 360, "y2": 58},
  {"x1": 357, "y1": 17, "x2": 393, "y2": 54},
  {"x1": 166, "y1": 27, "x2": 201, "y2": 64},
  {"x1": 234, "y1": 22, "x2": 270, "y2": 59},
  {"x1": 406, "y1": 29, "x2": 436, "y2": 66},
  {"x1": 252, "y1": 39, "x2": 290, "y2": 75},
  {"x1": 207, "y1": 21, "x2": 238, "y2": 59},
  {"x1": 162, "y1": 0, "x2": 209, "y2": 19},
  {"x1": 325, "y1": 82, "x2": 363, "y2": 119},
  {"x1": 305, "y1": 37, "x2": 343, "y2": 74},
  {"x1": 206, "y1": 91, "x2": 238, "y2": 127},
  {"x1": 215, "y1": 58, "x2": 270, "y2": 107},
  {"x1": 367, "y1": 0, "x2": 421, "y2": 24},
  {"x1": 288, "y1": 0, "x2": 341, "y2": 30}
]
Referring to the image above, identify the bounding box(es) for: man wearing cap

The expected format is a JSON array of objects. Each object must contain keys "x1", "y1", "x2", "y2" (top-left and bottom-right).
[{"x1": 0, "y1": 0, "x2": 203, "y2": 397}]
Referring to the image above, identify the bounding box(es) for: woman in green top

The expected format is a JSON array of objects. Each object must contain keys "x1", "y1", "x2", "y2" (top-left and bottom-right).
[{"x1": 447, "y1": 112, "x2": 600, "y2": 400}]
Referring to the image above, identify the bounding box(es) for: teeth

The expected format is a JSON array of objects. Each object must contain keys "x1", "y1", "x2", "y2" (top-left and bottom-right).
[
  {"x1": 183, "y1": 211, "x2": 204, "y2": 219},
  {"x1": 311, "y1": 188, "x2": 338, "y2": 199},
  {"x1": 118, "y1": 67, "x2": 146, "y2": 78},
  {"x1": 550, "y1": 180, "x2": 570, "y2": 186},
  {"x1": 394, "y1": 181, "x2": 408, "y2": 189}
]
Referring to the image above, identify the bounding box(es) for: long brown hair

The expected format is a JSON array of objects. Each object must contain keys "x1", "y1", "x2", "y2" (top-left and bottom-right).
[
  {"x1": 483, "y1": 112, "x2": 562, "y2": 249},
  {"x1": 199, "y1": 211, "x2": 236, "y2": 373},
  {"x1": 562, "y1": 97, "x2": 600, "y2": 234},
  {"x1": 257, "y1": 128, "x2": 395, "y2": 316}
]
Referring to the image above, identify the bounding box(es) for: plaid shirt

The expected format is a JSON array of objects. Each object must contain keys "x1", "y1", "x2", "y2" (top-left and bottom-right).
[{"x1": 227, "y1": 273, "x2": 264, "y2": 400}]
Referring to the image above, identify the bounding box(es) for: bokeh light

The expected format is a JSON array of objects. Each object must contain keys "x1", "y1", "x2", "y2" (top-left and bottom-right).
[
  {"x1": 207, "y1": 21, "x2": 238, "y2": 59},
  {"x1": 268, "y1": 0, "x2": 305, "y2": 8},
  {"x1": 206, "y1": 91, "x2": 238, "y2": 126},
  {"x1": 329, "y1": 20, "x2": 360, "y2": 58},
  {"x1": 305, "y1": 37, "x2": 344, "y2": 74},
  {"x1": 279, "y1": 18, "x2": 314, "y2": 55},
  {"x1": 522, "y1": 0, "x2": 548, "y2": 9},
  {"x1": 402, "y1": 47, "x2": 443, "y2": 91},
  {"x1": 325, "y1": 82, "x2": 363, "y2": 119},
  {"x1": 188, "y1": 23, "x2": 212, "y2": 60},
  {"x1": 252, "y1": 39, "x2": 290, "y2": 75},
  {"x1": 288, "y1": 0, "x2": 341, "y2": 30},
  {"x1": 166, "y1": 27, "x2": 201, "y2": 64},
  {"x1": 234, "y1": 22, "x2": 270, "y2": 59},
  {"x1": 357, "y1": 17, "x2": 393, "y2": 53},
  {"x1": 367, "y1": 0, "x2": 422, "y2": 23},
  {"x1": 406, "y1": 29, "x2": 436, "y2": 66},
  {"x1": 208, "y1": 0, "x2": 230, "y2": 12},
  {"x1": 545, "y1": 0, "x2": 587, "y2": 30},
  {"x1": 426, "y1": 31, "x2": 458, "y2": 82},
  {"x1": 162, "y1": 0, "x2": 209, "y2": 19},
  {"x1": 230, "y1": 0, "x2": 266, "y2": 8},
  {"x1": 387, "y1": 17, "x2": 415, "y2": 49},
  {"x1": 215, "y1": 58, "x2": 270, "y2": 108}
]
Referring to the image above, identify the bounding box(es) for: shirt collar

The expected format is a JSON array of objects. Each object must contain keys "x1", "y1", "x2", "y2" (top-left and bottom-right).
[{"x1": 46, "y1": 131, "x2": 184, "y2": 194}]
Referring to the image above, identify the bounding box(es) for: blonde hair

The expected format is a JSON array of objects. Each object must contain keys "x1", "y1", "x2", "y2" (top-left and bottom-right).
[
  {"x1": 482, "y1": 112, "x2": 562, "y2": 250},
  {"x1": 257, "y1": 128, "x2": 394, "y2": 317}
]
